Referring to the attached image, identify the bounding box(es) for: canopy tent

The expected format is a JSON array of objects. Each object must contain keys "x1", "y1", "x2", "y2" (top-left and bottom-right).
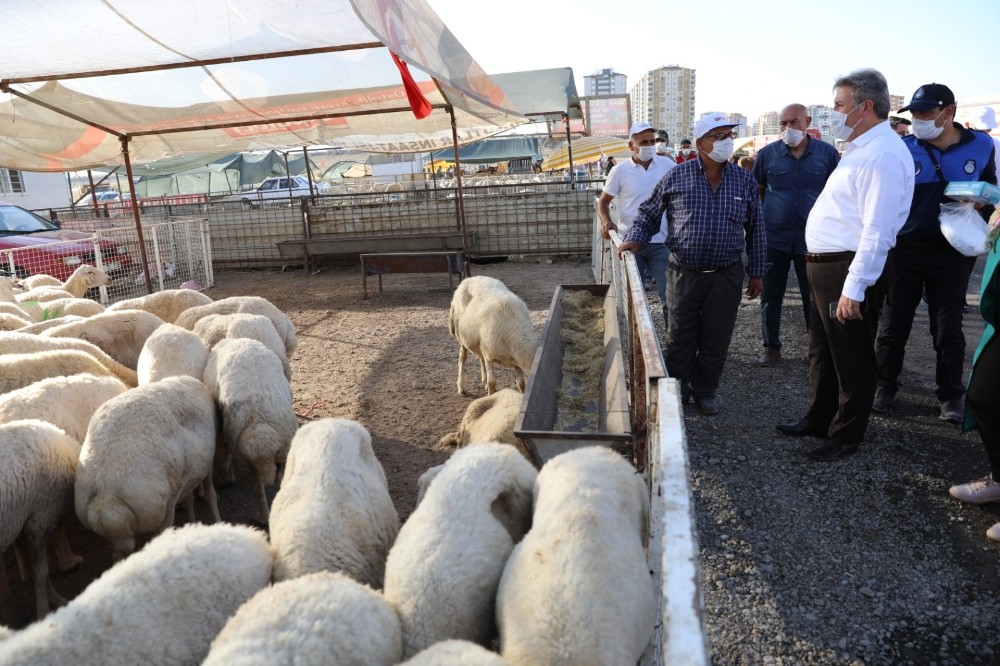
[
  {"x1": 542, "y1": 136, "x2": 631, "y2": 172},
  {"x1": 489, "y1": 69, "x2": 583, "y2": 123},
  {"x1": 429, "y1": 137, "x2": 540, "y2": 164}
]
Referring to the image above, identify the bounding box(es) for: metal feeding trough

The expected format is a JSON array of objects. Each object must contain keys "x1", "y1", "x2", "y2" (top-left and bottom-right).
[{"x1": 515, "y1": 284, "x2": 632, "y2": 466}]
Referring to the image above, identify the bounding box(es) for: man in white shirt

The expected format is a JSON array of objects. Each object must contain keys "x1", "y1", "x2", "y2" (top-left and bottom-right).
[
  {"x1": 776, "y1": 68, "x2": 915, "y2": 462},
  {"x1": 598, "y1": 122, "x2": 677, "y2": 307}
]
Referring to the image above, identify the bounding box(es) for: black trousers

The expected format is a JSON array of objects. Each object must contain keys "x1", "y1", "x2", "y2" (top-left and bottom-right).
[
  {"x1": 968, "y1": 337, "x2": 1000, "y2": 480},
  {"x1": 760, "y1": 247, "x2": 810, "y2": 350},
  {"x1": 874, "y1": 241, "x2": 972, "y2": 402},
  {"x1": 804, "y1": 255, "x2": 892, "y2": 446}
]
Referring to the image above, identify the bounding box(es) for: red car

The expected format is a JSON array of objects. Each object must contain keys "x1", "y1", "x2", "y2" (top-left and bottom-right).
[{"x1": 0, "y1": 202, "x2": 132, "y2": 281}]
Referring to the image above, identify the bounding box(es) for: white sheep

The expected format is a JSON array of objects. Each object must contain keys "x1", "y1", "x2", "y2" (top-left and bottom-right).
[
  {"x1": 136, "y1": 323, "x2": 210, "y2": 385},
  {"x1": 495, "y1": 446, "x2": 655, "y2": 666},
  {"x1": 0, "y1": 420, "x2": 81, "y2": 621},
  {"x1": 202, "y1": 571, "x2": 403, "y2": 666},
  {"x1": 0, "y1": 350, "x2": 120, "y2": 395},
  {"x1": 192, "y1": 312, "x2": 292, "y2": 380},
  {"x1": 0, "y1": 276, "x2": 20, "y2": 302},
  {"x1": 202, "y1": 337, "x2": 298, "y2": 524},
  {"x1": 0, "y1": 331, "x2": 138, "y2": 386},
  {"x1": 448, "y1": 276, "x2": 537, "y2": 396},
  {"x1": 18, "y1": 297, "x2": 104, "y2": 323},
  {"x1": 174, "y1": 295, "x2": 298, "y2": 357},
  {"x1": 0, "y1": 312, "x2": 32, "y2": 331},
  {"x1": 14, "y1": 315, "x2": 86, "y2": 335},
  {"x1": 0, "y1": 523, "x2": 274, "y2": 665},
  {"x1": 106, "y1": 288, "x2": 213, "y2": 324},
  {"x1": 17, "y1": 274, "x2": 60, "y2": 290},
  {"x1": 14, "y1": 265, "x2": 111, "y2": 302},
  {"x1": 0, "y1": 301, "x2": 29, "y2": 318},
  {"x1": 270, "y1": 418, "x2": 399, "y2": 587},
  {"x1": 42, "y1": 309, "x2": 165, "y2": 370},
  {"x1": 0, "y1": 374, "x2": 128, "y2": 443},
  {"x1": 437, "y1": 388, "x2": 530, "y2": 460},
  {"x1": 75, "y1": 376, "x2": 220, "y2": 559},
  {"x1": 383, "y1": 443, "x2": 537, "y2": 658},
  {"x1": 401, "y1": 640, "x2": 508, "y2": 665}
]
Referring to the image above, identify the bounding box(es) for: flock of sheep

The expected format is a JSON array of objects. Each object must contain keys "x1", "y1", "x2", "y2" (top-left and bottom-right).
[{"x1": 0, "y1": 266, "x2": 656, "y2": 665}]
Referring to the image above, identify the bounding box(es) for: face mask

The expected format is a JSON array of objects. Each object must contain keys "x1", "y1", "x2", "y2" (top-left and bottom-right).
[
  {"x1": 829, "y1": 103, "x2": 863, "y2": 141},
  {"x1": 706, "y1": 138, "x2": 734, "y2": 163},
  {"x1": 655, "y1": 143, "x2": 668, "y2": 155},
  {"x1": 911, "y1": 109, "x2": 946, "y2": 141},
  {"x1": 637, "y1": 145, "x2": 657, "y2": 161},
  {"x1": 781, "y1": 127, "x2": 805, "y2": 146},
  {"x1": 681, "y1": 148, "x2": 692, "y2": 155}
]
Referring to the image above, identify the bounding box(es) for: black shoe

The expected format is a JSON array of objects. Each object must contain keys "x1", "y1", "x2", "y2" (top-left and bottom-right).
[
  {"x1": 872, "y1": 390, "x2": 895, "y2": 414},
  {"x1": 805, "y1": 439, "x2": 859, "y2": 462},
  {"x1": 776, "y1": 418, "x2": 826, "y2": 437}
]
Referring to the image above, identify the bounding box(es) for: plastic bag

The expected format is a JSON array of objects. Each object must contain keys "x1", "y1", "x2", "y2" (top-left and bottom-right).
[{"x1": 939, "y1": 202, "x2": 989, "y2": 257}]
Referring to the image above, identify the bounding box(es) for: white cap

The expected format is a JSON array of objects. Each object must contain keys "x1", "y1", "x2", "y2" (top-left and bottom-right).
[
  {"x1": 629, "y1": 121, "x2": 654, "y2": 137},
  {"x1": 972, "y1": 106, "x2": 997, "y2": 130},
  {"x1": 694, "y1": 114, "x2": 739, "y2": 139}
]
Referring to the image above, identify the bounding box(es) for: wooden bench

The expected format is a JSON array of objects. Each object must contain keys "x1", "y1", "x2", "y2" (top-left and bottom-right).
[
  {"x1": 360, "y1": 251, "x2": 465, "y2": 298},
  {"x1": 275, "y1": 231, "x2": 476, "y2": 275}
]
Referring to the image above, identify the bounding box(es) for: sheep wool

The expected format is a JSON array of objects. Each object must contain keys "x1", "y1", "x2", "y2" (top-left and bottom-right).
[
  {"x1": 0, "y1": 350, "x2": 119, "y2": 396},
  {"x1": 106, "y1": 288, "x2": 213, "y2": 324},
  {"x1": 0, "y1": 523, "x2": 274, "y2": 666},
  {"x1": 384, "y1": 442, "x2": 537, "y2": 658},
  {"x1": 18, "y1": 297, "x2": 104, "y2": 323},
  {"x1": 174, "y1": 295, "x2": 297, "y2": 357},
  {"x1": 437, "y1": 388, "x2": 531, "y2": 460},
  {"x1": 14, "y1": 315, "x2": 86, "y2": 336},
  {"x1": 401, "y1": 640, "x2": 508, "y2": 665},
  {"x1": 16, "y1": 265, "x2": 111, "y2": 300},
  {"x1": 0, "y1": 331, "x2": 138, "y2": 387},
  {"x1": 270, "y1": 418, "x2": 399, "y2": 587},
  {"x1": 75, "y1": 376, "x2": 220, "y2": 558},
  {"x1": 136, "y1": 323, "x2": 210, "y2": 385},
  {"x1": 41, "y1": 309, "x2": 165, "y2": 370},
  {"x1": 0, "y1": 374, "x2": 128, "y2": 443},
  {"x1": 496, "y1": 446, "x2": 656, "y2": 666},
  {"x1": 192, "y1": 312, "x2": 291, "y2": 380},
  {"x1": 203, "y1": 571, "x2": 402, "y2": 666}
]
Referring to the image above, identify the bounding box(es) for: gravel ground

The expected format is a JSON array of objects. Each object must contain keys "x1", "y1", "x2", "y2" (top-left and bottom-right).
[{"x1": 646, "y1": 256, "x2": 1000, "y2": 666}]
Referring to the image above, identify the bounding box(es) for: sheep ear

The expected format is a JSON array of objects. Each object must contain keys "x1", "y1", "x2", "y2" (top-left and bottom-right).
[{"x1": 491, "y1": 482, "x2": 532, "y2": 543}]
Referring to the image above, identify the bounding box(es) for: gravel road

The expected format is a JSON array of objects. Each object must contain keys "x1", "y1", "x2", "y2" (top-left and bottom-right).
[{"x1": 649, "y1": 256, "x2": 999, "y2": 665}]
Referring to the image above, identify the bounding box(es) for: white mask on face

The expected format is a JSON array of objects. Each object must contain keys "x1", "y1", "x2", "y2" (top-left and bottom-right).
[
  {"x1": 781, "y1": 127, "x2": 806, "y2": 146},
  {"x1": 911, "y1": 109, "x2": 947, "y2": 141},
  {"x1": 706, "y1": 138, "x2": 734, "y2": 163},
  {"x1": 637, "y1": 145, "x2": 657, "y2": 161},
  {"x1": 830, "y1": 102, "x2": 863, "y2": 141},
  {"x1": 655, "y1": 142, "x2": 668, "y2": 155}
]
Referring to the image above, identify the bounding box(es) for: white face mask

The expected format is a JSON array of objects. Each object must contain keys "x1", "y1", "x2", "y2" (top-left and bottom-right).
[
  {"x1": 830, "y1": 102, "x2": 863, "y2": 141},
  {"x1": 706, "y1": 138, "x2": 734, "y2": 163},
  {"x1": 655, "y1": 143, "x2": 668, "y2": 155},
  {"x1": 781, "y1": 127, "x2": 805, "y2": 146},
  {"x1": 911, "y1": 109, "x2": 947, "y2": 141},
  {"x1": 637, "y1": 145, "x2": 657, "y2": 161}
]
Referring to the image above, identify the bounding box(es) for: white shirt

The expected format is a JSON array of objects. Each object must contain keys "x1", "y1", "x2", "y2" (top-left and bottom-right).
[
  {"x1": 602, "y1": 155, "x2": 676, "y2": 243},
  {"x1": 805, "y1": 121, "x2": 915, "y2": 302}
]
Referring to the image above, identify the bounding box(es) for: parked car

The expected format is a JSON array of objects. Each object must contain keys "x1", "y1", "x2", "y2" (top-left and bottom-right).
[
  {"x1": 74, "y1": 191, "x2": 122, "y2": 207},
  {"x1": 0, "y1": 202, "x2": 132, "y2": 281},
  {"x1": 238, "y1": 176, "x2": 330, "y2": 209}
]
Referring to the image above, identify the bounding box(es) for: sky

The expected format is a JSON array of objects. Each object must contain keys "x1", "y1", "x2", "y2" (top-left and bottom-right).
[{"x1": 425, "y1": 0, "x2": 1000, "y2": 122}]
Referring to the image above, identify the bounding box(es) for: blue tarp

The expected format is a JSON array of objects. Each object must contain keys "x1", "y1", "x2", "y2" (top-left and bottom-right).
[{"x1": 429, "y1": 137, "x2": 540, "y2": 164}]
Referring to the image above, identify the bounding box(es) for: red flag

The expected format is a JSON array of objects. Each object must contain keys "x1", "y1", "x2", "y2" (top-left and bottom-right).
[{"x1": 390, "y1": 51, "x2": 432, "y2": 120}]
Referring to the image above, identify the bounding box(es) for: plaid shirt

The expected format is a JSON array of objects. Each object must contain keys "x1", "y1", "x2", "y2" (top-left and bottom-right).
[{"x1": 625, "y1": 159, "x2": 767, "y2": 276}]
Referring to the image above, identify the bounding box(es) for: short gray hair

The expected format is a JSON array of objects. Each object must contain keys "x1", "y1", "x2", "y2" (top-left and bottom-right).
[{"x1": 833, "y1": 68, "x2": 890, "y2": 119}]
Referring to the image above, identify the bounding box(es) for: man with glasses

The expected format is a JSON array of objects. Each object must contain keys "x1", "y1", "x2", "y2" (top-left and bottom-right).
[
  {"x1": 617, "y1": 114, "x2": 766, "y2": 416},
  {"x1": 776, "y1": 69, "x2": 914, "y2": 462}
]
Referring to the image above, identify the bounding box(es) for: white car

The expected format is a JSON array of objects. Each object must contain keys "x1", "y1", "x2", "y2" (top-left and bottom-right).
[
  {"x1": 75, "y1": 191, "x2": 122, "y2": 207},
  {"x1": 239, "y1": 176, "x2": 329, "y2": 209}
]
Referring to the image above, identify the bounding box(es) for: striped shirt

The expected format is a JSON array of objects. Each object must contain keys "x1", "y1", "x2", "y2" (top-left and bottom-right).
[{"x1": 624, "y1": 159, "x2": 767, "y2": 275}]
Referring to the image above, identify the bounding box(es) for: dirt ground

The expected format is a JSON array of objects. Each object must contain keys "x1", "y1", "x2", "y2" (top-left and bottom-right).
[{"x1": 2, "y1": 256, "x2": 594, "y2": 629}]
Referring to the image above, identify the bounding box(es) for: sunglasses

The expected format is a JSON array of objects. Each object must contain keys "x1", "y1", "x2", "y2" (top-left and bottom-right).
[{"x1": 702, "y1": 131, "x2": 737, "y2": 142}]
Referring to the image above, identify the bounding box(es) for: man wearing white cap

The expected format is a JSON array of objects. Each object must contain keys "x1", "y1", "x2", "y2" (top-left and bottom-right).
[
  {"x1": 617, "y1": 113, "x2": 766, "y2": 416},
  {"x1": 966, "y1": 106, "x2": 1000, "y2": 174},
  {"x1": 599, "y1": 121, "x2": 677, "y2": 307}
]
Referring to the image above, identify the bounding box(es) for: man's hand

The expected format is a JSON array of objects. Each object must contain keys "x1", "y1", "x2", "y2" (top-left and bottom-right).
[
  {"x1": 745, "y1": 276, "x2": 763, "y2": 299},
  {"x1": 617, "y1": 241, "x2": 640, "y2": 258},
  {"x1": 836, "y1": 295, "x2": 864, "y2": 323},
  {"x1": 600, "y1": 220, "x2": 615, "y2": 240}
]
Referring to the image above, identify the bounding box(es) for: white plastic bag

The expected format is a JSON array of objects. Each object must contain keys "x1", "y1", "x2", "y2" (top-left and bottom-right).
[{"x1": 939, "y1": 201, "x2": 989, "y2": 257}]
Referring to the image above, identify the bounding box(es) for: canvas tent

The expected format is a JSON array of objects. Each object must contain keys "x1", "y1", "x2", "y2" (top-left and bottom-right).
[{"x1": 429, "y1": 137, "x2": 540, "y2": 164}]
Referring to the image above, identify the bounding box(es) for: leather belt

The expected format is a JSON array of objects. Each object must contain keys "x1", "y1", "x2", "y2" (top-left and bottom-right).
[{"x1": 805, "y1": 251, "x2": 855, "y2": 263}]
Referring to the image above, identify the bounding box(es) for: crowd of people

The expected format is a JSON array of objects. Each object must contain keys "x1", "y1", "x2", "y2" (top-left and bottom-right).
[{"x1": 605, "y1": 68, "x2": 1000, "y2": 543}]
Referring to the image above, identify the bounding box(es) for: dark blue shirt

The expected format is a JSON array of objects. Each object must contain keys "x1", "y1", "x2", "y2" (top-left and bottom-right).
[
  {"x1": 902, "y1": 124, "x2": 997, "y2": 243},
  {"x1": 625, "y1": 159, "x2": 767, "y2": 276},
  {"x1": 751, "y1": 136, "x2": 840, "y2": 253}
]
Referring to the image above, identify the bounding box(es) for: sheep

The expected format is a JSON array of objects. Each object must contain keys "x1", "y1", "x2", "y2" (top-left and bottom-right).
[
  {"x1": 14, "y1": 315, "x2": 86, "y2": 335},
  {"x1": 0, "y1": 276, "x2": 19, "y2": 302},
  {"x1": 0, "y1": 312, "x2": 32, "y2": 331},
  {"x1": 193, "y1": 312, "x2": 292, "y2": 380},
  {"x1": 0, "y1": 301, "x2": 29, "y2": 318},
  {"x1": 0, "y1": 420, "x2": 81, "y2": 621},
  {"x1": 75, "y1": 375, "x2": 220, "y2": 559},
  {"x1": 448, "y1": 276, "x2": 537, "y2": 396},
  {"x1": 0, "y1": 350, "x2": 120, "y2": 395},
  {"x1": 0, "y1": 375, "x2": 128, "y2": 443},
  {"x1": 17, "y1": 274, "x2": 60, "y2": 290},
  {"x1": 17, "y1": 297, "x2": 104, "y2": 323},
  {"x1": 0, "y1": 523, "x2": 274, "y2": 666},
  {"x1": 437, "y1": 388, "x2": 530, "y2": 460},
  {"x1": 401, "y1": 640, "x2": 508, "y2": 665},
  {"x1": 14, "y1": 265, "x2": 111, "y2": 302},
  {"x1": 270, "y1": 418, "x2": 399, "y2": 587},
  {"x1": 106, "y1": 288, "x2": 213, "y2": 324},
  {"x1": 174, "y1": 295, "x2": 298, "y2": 357},
  {"x1": 202, "y1": 337, "x2": 298, "y2": 525},
  {"x1": 495, "y1": 446, "x2": 656, "y2": 666},
  {"x1": 0, "y1": 332, "x2": 138, "y2": 386},
  {"x1": 136, "y1": 323, "x2": 210, "y2": 385},
  {"x1": 202, "y1": 571, "x2": 402, "y2": 666},
  {"x1": 14, "y1": 288, "x2": 76, "y2": 304},
  {"x1": 383, "y1": 443, "x2": 537, "y2": 658},
  {"x1": 41, "y1": 309, "x2": 165, "y2": 370}
]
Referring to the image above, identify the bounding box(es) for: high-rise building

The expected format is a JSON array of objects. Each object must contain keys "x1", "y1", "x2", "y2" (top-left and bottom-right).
[
  {"x1": 807, "y1": 104, "x2": 833, "y2": 141},
  {"x1": 629, "y1": 66, "x2": 696, "y2": 143},
  {"x1": 754, "y1": 111, "x2": 780, "y2": 136},
  {"x1": 584, "y1": 68, "x2": 627, "y2": 96},
  {"x1": 889, "y1": 94, "x2": 905, "y2": 113}
]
